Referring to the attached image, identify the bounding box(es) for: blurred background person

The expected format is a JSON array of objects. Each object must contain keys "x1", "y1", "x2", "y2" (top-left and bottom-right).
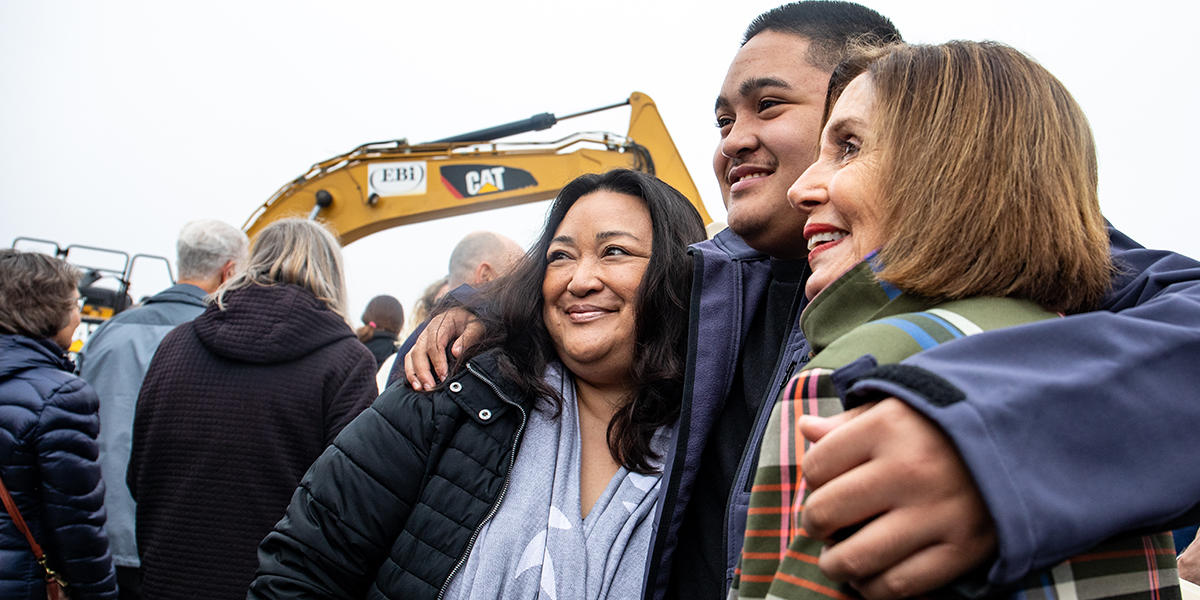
[
  {"x1": 378, "y1": 276, "x2": 449, "y2": 390},
  {"x1": 77, "y1": 218, "x2": 247, "y2": 600},
  {"x1": 446, "y1": 230, "x2": 525, "y2": 292},
  {"x1": 250, "y1": 169, "x2": 706, "y2": 598},
  {"x1": 384, "y1": 230, "x2": 523, "y2": 387},
  {"x1": 356, "y1": 294, "x2": 405, "y2": 368},
  {"x1": 126, "y1": 218, "x2": 377, "y2": 600},
  {"x1": 403, "y1": 276, "x2": 450, "y2": 339},
  {"x1": 0, "y1": 249, "x2": 118, "y2": 599}
]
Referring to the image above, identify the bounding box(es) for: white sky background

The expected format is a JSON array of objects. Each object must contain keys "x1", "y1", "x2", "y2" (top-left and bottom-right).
[{"x1": 3, "y1": 0, "x2": 1198, "y2": 330}]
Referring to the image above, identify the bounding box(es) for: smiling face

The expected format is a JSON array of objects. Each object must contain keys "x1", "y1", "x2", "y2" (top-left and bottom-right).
[
  {"x1": 788, "y1": 73, "x2": 886, "y2": 300},
  {"x1": 541, "y1": 190, "x2": 653, "y2": 386},
  {"x1": 713, "y1": 31, "x2": 832, "y2": 259}
]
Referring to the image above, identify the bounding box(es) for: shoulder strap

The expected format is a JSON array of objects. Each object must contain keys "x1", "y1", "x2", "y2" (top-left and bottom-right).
[
  {"x1": 0, "y1": 474, "x2": 68, "y2": 589},
  {"x1": 0, "y1": 473, "x2": 45, "y2": 557}
]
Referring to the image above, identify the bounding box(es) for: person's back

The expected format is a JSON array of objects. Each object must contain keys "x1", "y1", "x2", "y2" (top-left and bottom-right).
[
  {"x1": 356, "y1": 294, "x2": 405, "y2": 368},
  {"x1": 77, "y1": 219, "x2": 246, "y2": 598},
  {"x1": 126, "y1": 219, "x2": 377, "y2": 600},
  {"x1": 0, "y1": 249, "x2": 118, "y2": 599}
]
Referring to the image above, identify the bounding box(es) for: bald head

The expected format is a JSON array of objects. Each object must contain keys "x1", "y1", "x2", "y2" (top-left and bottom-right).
[{"x1": 447, "y1": 231, "x2": 523, "y2": 289}]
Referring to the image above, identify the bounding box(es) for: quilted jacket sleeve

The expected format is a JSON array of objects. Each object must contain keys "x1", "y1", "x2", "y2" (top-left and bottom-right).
[
  {"x1": 322, "y1": 342, "x2": 381, "y2": 446},
  {"x1": 848, "y1": 225, "x2": 1200, "y2": 586},
  {"x1": 249, "y1": 385, "x2": 436, "y2": 599},
  {"x1": 36, "y1": 376, "x2": 118, "y2": 599}
]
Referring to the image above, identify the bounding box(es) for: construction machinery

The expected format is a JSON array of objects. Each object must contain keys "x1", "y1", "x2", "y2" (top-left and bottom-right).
[
  {"x1": 242, "y1": 92, "x2": 710, "y2": 243},
  {"x1": 10, "y1": 237, "x2": 173, "y2": 325}
]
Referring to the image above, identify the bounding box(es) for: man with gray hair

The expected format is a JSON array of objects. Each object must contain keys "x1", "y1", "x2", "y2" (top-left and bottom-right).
[
  {"x1": 384, "y1": 230, "x2": 522, "y2": 386},
  {"x1": 78, "y1": 219, "x2": 248, "y2": 600}
]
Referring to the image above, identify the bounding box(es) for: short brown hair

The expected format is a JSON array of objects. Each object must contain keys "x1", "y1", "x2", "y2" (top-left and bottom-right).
[
  {"x1": 0, "y1": 249, "x2": 81, "y2": 338},
  {"x1": 826, "y1": 41, "x2": 1111, "y2": 313}
]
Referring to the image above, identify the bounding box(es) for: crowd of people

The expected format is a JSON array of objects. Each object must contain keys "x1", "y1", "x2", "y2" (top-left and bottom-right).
[{"x1": 2, "y1": 2, "x2": 1199, "y2": 600}]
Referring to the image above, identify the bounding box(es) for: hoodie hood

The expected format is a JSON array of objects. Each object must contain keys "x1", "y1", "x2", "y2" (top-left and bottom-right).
[
  {"x1": 192, "y1": 283, "x2": 354, "y2": 364},
  {"x1": 0, "y1": 334, "x2": 73, "y2": 379}
]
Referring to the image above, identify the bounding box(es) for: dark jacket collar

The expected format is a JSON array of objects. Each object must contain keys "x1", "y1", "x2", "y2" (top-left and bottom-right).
[
  {"x1": 0, "y1": 334, "x2": 73, "y2": 379},
  {"x1": 144, "y1": 283, "x2": 208, "y2": 307}
]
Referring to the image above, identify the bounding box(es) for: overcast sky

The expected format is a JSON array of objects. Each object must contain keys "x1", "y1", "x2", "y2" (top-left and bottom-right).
[{"x1": 4, "y1": 0, "x2": 1198, "y2": 331}]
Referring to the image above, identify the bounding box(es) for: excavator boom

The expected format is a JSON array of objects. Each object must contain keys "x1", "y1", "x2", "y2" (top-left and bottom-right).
[{"x1": 243, "y1": 92, "x2": 709, "y2": 244}]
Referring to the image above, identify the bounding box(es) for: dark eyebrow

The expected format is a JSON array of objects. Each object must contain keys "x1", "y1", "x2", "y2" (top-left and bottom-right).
[
  {"x1": 597, "y1": 230, "x2": 642, "y2": 242},
  {"x1": 715, "y1": 76, "x2": 793, "y2": 112},
  {"x1": 741, "y1": 76, "x2": 792, "y2": 97},
  {"x1": 551, "y1": 231, "x2": 642, "y2": 246}
]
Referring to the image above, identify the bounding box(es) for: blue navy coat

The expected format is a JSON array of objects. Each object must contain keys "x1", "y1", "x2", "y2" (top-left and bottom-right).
[{"x1": 0, "y1": 334, "x2": 117, "y2": 599}]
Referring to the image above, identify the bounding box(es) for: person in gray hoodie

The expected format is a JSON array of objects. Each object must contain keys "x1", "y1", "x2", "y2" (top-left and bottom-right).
[{"x1": 77, "y1": 219, "x2": 246, "y2": 600}]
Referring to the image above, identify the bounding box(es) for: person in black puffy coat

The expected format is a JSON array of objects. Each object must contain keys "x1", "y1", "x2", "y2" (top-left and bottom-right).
[
  {"x1": 0, "y1": 249, "x2": 118, "y2": 599},
  {"x1": 127, "y1": 219, "x2": 378, "y2": 600},
  {"x1": 250, "y1": 169, "x2": 707, "y2": 599}
]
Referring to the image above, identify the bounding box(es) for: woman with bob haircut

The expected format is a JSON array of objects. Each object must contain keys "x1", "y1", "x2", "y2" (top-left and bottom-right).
[
  {"x1": 250, "y1": 169, "x2": 708, "y2": 599},
  {"x1": 732, "y1": 41, "x2": 1179, "y2": 600},
  {"x1": 0, "y1": 249, "x2": 118, "y2": 599},
  {"x1": 128, "y1": 218, "x2": 377, "y2": 600}
]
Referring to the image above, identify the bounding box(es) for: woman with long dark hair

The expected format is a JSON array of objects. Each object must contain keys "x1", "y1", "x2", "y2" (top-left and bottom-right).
[{"x1": 250, "y1": 169, "x2": 707, "y2": 599}]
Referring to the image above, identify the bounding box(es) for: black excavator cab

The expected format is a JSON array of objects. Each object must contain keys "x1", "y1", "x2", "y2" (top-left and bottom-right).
[{"x1": 10, "y1": 237, "x2": 174, "y2": 325}]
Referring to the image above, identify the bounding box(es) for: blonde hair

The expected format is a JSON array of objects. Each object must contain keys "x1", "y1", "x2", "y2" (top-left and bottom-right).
[
  {"x1": 215, "y1": 218, "x2": 350, "y2": 319},
  {"x1": 826, "y1": 40, "x2": 1112, "y2": 313}
]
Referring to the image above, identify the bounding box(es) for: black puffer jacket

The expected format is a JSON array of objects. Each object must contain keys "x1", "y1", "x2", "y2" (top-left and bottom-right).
[
  {"x1": 0, "y1": 334, "x2": 117, "y2": 599},
  {"x1": 249, "y1": 349, "x2": 531, "y2": 599}
]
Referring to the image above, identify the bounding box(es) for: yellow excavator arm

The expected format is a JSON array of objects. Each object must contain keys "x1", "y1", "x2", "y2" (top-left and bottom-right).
[{"x1": 243, "y1": 92, "x2": 710, "y2": 244}]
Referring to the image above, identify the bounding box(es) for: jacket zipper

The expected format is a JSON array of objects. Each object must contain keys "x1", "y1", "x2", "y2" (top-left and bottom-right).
[
  {"x1": 720, "y1": 277, "x2": 808, "y2": 590},
  {"x1": 747, "y1": 358, "x2": 797, "y2": 494},
  {"x1": 436, "y1": 363, "x2": 529, "y2": 600}
]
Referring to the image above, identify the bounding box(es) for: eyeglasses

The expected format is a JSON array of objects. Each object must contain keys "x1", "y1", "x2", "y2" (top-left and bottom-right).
[{"x1": 76, "y1": 296, "x2": 87, "y2": 310}]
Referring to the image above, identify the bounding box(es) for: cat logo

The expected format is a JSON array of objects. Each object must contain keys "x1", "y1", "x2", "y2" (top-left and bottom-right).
[{"x1": 440, "y1": 164, "x2": 537, "y2": 199}]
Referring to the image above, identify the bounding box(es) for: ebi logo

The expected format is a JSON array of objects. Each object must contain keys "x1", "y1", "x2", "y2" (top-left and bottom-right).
[{"x1": 368, "y1": 162, "x2": 427, "y2": 197}]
